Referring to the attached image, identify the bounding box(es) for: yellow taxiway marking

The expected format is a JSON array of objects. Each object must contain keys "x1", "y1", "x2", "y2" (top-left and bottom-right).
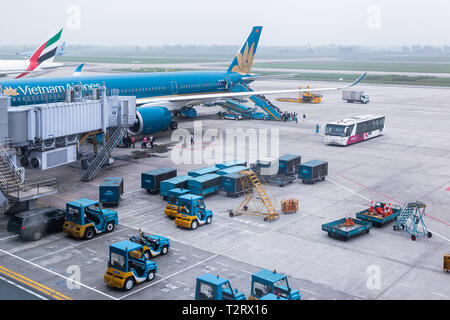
[{"x1": 0, "y1": 265, "x2": 72, "y2": 300}]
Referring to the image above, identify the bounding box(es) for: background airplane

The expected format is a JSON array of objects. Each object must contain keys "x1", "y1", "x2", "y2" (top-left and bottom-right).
[
  {"x1": 18, "y1": 41, "x2": 66, "y2": 59},
  {"x1": 0, "y1": 28, "x2": 63, "y2": 78},
  {"x1": 0, "y1": 26, "x2": 365, "y2": 134}
]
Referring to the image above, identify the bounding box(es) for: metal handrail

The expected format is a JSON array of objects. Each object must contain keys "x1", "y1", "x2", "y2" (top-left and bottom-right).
[
  {"x1": 6, "y1": 176, "x2": 56, "y2": 199},
  {"x1": 0, "y1": 140, "x2": 25, "y2": 191}
]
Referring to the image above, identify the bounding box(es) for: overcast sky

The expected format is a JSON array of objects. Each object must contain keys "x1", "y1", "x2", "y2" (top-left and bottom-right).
[{"x1": 1, "y1": 0, "x2": 449, "y2": 47}]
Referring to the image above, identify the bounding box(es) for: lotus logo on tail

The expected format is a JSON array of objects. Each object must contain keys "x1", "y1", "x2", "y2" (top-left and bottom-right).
[
  {"x1": 3, "y1": 87, "x2": 19, "y2": 96},
  {"x1": 231, "y1": 41, "x2": 255, "y2": 75}
]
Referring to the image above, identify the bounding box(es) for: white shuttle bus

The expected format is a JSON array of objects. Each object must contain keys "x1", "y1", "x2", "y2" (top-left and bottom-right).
[{"x1": 324, "y1": 114, "x2": 385, "y2": 146}]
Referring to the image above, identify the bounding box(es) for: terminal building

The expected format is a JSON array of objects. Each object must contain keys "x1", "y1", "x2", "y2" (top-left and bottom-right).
[{"x1": 0, "y1": 84, "x2": 137, "y2": 214}]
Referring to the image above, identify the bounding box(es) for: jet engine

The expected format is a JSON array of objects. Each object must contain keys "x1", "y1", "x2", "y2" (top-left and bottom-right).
[{"x1": 129, "y1": 106, "x2": 177, "y2": 135}]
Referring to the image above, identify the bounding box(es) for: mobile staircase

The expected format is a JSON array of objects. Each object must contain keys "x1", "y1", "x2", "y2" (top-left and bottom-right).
[
  {"x1": 0, "y1": 138, "x2": 56, "y2": 214},
  {"x1": 230, "y1": 170, "x2": 279, "y2": 222},
  {"x1": 216, "y1": 83, "x2": 282, "y2": 121},
  {"x1": 393, "y1": 201, "x2": 432, "y2": 241},
  {"x1": 80, "y1": 116, "x2": 131, "y2": 182}
]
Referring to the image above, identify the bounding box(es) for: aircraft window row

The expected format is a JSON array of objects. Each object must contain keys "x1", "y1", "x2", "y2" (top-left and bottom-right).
[
  {"x1": 1, "y1": 70, "x2": 25, "y2": 73},
  {"x1": 120, "y1": 87, "x2": 167, "y2": 94},
  {"x1": 179, "y1": 83, "x2": 219, "y2": 89}
]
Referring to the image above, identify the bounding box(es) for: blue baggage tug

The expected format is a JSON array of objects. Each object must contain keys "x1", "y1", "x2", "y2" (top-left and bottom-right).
[
  {"x1": 278, "y1": 154, "x2": 301, "y2": 175},
  {"x1": 216, "y1": 165, "x2": 248, "y2": 176},
  {"x1": 160, "y1": 175, "x2": 192, "y2": 198},
  {"x1": 215, "y1": 160, "x2": 247, "y2": 170},
  {"x1": 188, "y1": 166, "x2": 219, "y2": 177},
  {"x1": 141, "y1": 168, "x2": 177, "y2": 194},
  {"x1": 322, "y1": 217, "x2": 372, "y2": 241},
  {"x1": 99, "y1": 177, "x2": 124, "y2": 207},
  {"x1": 187, "y1": 174, "x2": 221, "y2": 196},
  {"x1": 298, "y1": 160, "x2": 328, "y2": 184}
]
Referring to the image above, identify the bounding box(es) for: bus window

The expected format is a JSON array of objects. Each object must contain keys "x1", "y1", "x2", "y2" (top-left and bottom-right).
[{"x1": 325, "y1": 124, "x2": 347, "y2": 137}]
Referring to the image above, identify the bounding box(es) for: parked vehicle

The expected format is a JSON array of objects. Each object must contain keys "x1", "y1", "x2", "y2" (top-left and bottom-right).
[
  {"x1": 195, "y1": 274, "x2": 246, "y2": 300},
  {"x1": 129, "y1": 230, "x2": 170, "y2": 259},
  {"x1": 63, "y1": 198, "x2": 118, "y2": 240},
  {"x1": 174, "y1": 194, "x2": 213, "y2": 230},
  {"x1": 7, "y1": 208, "x2": 65, "y2": 241},
  {"x1": 342, "y1": 90, "x2": 370, "y2": 104},
  {"x1": 249, "y1": 269, "x2": 301, "y2": 300},
  {"x1": 104, "y1": 240, "x2": 157, "y2": 291}
]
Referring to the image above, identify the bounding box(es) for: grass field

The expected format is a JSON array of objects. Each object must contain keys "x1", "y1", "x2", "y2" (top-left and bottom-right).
[
  {"x1": 253, "y1": 61, "x2": 450, "y2": 74},
  {"x1": 256, "y1": 71, "x2": 450, "y2": 87},
  {"x1": 56, "y1": 55, "x2": 221, "y2": 64},
  {"x1": 113, "y1": 67, "x2": 193, "y2": 73}
]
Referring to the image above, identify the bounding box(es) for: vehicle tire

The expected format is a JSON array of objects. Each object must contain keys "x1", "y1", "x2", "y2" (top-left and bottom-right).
[
  {"x1": 123, "y1": 277, "x2": 135, "y2": 291},
  {"x1": 393, "y1": 225, "x2": 398, "y2": 231},
  {"x1": 411, "y1": 235, "x2": 416, "y2": 241},
  {"x1": 401, "y1": 224, "x2": 405, "y2": 229},
  {"x1": 366, "y1": 229, "x2": 370, "y2": 234},
  {"x1": 229, "y1": 212, "x2": 234, "y2": 217},
  {"x1": 170, "y1": 121, "x2": 178, "y2": 130},
  {"x1": 191, "y1": 220, "x2": 198, "y2": 230},
  {"x1": 84, "y1": 227, "x2": 95, "y2": 240},
  {"x1": 146, "y1": 270, "x2": 155, "y2": 282},
  {"x1": 144, "y1": 250, "x2": 152, "y2": 260},
  {"x1": 32, "y1": 231, "x2": 42, "y2": 241},
  {"x1": 161, "y1": 245, "x2": 169, "y2": 255},
  {"x1": 106, "y1": 221, "x2": 115, "y2": 233},
  {"x1": 206, "y1": 216, "x2": 212, "y2": 224},
  {"x1": 427, "y1": 232, "x2": 432, "y2": 238}
]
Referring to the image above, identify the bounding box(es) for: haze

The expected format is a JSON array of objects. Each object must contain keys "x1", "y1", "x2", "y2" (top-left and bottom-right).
[{"x1": 1, "y1": 0, "x2": 449, "y2": 47}]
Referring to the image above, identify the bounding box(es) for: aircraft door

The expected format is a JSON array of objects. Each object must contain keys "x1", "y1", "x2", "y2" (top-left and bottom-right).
[{"x1": 170, "y1": 81, "x2": 178, "y2": 95}]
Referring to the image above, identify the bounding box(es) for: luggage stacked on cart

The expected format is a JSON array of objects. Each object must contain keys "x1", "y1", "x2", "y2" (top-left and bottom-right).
[{"x1": 281, "y1": 199, "x2": 299, "y2": 214}]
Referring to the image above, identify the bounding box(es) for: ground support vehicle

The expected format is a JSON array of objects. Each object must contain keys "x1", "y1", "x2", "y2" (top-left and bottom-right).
[
  {"x1": 174, "y1": 194, "x2": 213, "y2": 230},
  {"x1": 356, "y1": 202, "x2": 401, "y2": 227},
  {"x1": 129, "y1": 230, "x2": 170, "y2": 259},
  {"x1": 63, "y1": 198, "x2": 118, "y2": 240},
  {"x1": 164, "y1": 188, "x2": 190, "y2": 218},
  {"x1": 322, "y1": 217, "x2": 372, "y2": 241},
  {"x1": 249, "y1": 269, "x2": 301, "y2": 300},
  {"x1": 195, "y1": 274, "x2": 246, "y2": 300},
  {"x1": 104, "y1": 240, "x2": 157, "y2": 291}
]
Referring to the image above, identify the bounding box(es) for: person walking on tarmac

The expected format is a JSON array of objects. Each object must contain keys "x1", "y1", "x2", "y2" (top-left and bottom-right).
[
  {"x1": 315, "y1": 124, "x2": 320, "y2": 135},
  {"x1": 149, "y1": 136, "x2": 154, "y2": 148},
  {"x1": 142, "y1": 136, "x2": 148, "y2": 149},
  {"x1": 190, "y1": 134, "x2": 194, "y2": 145},
  {"x1": 131, "y1": 135, "x2": 136, "y2": 148}
]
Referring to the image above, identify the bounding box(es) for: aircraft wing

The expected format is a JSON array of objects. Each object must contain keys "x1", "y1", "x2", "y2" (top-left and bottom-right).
[{"x1": 136, "y1": 72, "x2": 366, "y2": 106}]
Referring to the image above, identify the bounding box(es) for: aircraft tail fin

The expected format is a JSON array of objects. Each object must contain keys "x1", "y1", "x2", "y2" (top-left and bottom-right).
[
  {"x1": 227, "y1": 26, "x2": 262, "y2": 75},
  {"x1": 57, "y1": 41, "x2": 66, "y2": 56},
  {"x1": 28, "y1": 28, "x2": 63, "y2": 65}
]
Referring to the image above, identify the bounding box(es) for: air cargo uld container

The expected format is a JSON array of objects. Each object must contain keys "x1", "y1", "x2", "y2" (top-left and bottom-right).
[
  {"x1": 221, "y1": 173, "x2": 250, "y2": 197},
  {"x1": 188, "y1": 166, "x2": 219, "y2": 177},
  {"x1": 99, "y1": 177, "x2": 124, "y2": 206},
  {"x1": 216, "y1": 165, "x2": 248, "y2": 176},
  {"x1": 160, "y1": 175, "x2": 193, "y2": 198},
  {"x1": 278, "y1": 154, "x2": 301, "y2": 175},
  {"x1": 141, "y1": 168, "x2": 177, "y2": 194},
  {"x1": 298, "y1": 160, "x2": 328, "y2": 184},
  {"x1": 187, "y1": 174, "x2": 221, "y2": 196},
  {"x1": 215, "y1": 160, "x2": 247, "y2": 170}
]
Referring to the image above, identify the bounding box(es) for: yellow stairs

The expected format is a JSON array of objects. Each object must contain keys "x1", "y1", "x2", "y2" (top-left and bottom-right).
[{"x1": 232, "y1": 170, "x2": 279, "y2": 222}]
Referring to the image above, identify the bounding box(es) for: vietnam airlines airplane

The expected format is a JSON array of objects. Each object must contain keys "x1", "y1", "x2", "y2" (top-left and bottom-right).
[
  {"x1": 0, "y1": 28, "x2": 63, "y2": 78},
  {"x1": 0, "y1": 26, "x2": 366, "y2": 135}
]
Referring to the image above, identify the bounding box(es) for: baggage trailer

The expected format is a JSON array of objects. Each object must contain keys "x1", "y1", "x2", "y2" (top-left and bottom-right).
[
  {"x1": 278, "y1": 154, "x2": 301, "y2": 175},
  {"x1": 99, "y1": 177, "x2": 124, "y2": 207},
  {"x1": 160, "y1": 175, "x2": 192, "y2": 199},
  {"x1": 187, "y1": 174, "x2": 221, "y2": 197},
  {"x1": 322, "y1": 217, "x2": 372, "y2": 241},
  {"x1": 188, "y1": 166, "x2": 219, "y2": 177},
  {"x1": 356, "y1": 203, "x2": 401, "y2": 227},
  {"x1": 263, "y1": 174, "x2": 296, "y2": 187},
  {"x1": 216, "y1": 165, "x2": 248, "y2": 176},
  {"x1": 215, "y1": 160, "x2": 247, "y2": 169},
  {"x1": 221, "y1": 173, "x2": 252, "y2": 197},
  {"x1": 141, "y1": 168, "x2": 177, "y2": 194},
  {"x1": 298, "y1": 160, "x2": 328, "y2": 184}
]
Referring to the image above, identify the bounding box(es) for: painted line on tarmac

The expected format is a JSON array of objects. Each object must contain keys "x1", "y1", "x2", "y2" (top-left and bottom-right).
[
  {"x1": 0, "y1": 235, "x2": 18, "y2": 241},
  {"x1": 118, "y1": 213, "x2": 307, "y2": 300},
  {"x1": 0, "y1": 274, "x2": 48, "y2": 300},
  {"x1": 0, "y1": 265, "x2": 70, "y2": 300},
  {"x1": 329, "y1": 175, "x2": 450, "y2": 242},
  {"x1": 0, "y1": 248, "x2": 118, "y2": 300}
]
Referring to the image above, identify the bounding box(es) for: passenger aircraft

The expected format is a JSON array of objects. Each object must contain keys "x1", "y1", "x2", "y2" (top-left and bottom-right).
[
  {"x1": 19, "y1": 41, "x2": 66, "y2": 59},
  {"x1": 0, "y1": 29, "x2": 63, "y2": 78},
  {"x1": 0, "y1": 26, "x2": 366, "y2": 134}
]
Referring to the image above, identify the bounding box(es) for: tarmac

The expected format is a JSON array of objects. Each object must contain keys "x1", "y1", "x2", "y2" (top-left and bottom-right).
[{"x1": 0, "y1": 67, "x2": 449, "y2": 300}]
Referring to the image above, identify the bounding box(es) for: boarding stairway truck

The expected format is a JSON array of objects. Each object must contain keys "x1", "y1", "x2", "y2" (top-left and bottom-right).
[
  {"x1": 249, "y1": 269, "x2": 301, "y2": 300},
  {"x1": 130, "y1": 229, "x2": 170, "y2": 259},
  {"x1": 195, "y1": 274, "x2": 246, "y2": 300},
  {"x1": 63, "y1": 198, "x2": 118, "y2": 240},
  {"x1": 174, "y1": 194, "x2": 213, "y2": 230},
  {"x1": 104, "y1": 240, "x2": 157, "y2": 291},
  {"x1": 164, "y1": 188, "x2": 190, "y2": 218},
  {"x1": 342, "y1": 90, "x2": 370, "y2": 104}
]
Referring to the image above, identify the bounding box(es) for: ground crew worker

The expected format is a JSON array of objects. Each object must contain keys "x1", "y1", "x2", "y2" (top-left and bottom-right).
[{"x1": 315, "y1": 124, "x2": 320, "y2": 135}]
